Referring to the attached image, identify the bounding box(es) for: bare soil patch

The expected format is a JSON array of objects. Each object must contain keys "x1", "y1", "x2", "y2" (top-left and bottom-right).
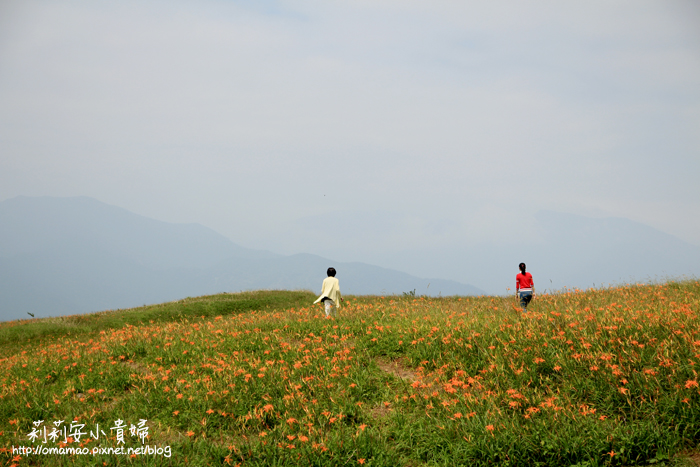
[
  {"x1": 369, "y1": 402, "x2": 392, "y2": 419},
  {"x1": 375, "y1": 357, "x2": 417, "y2": 382},
  {"x1": 682, "y1": 451, "x2": 700, "y2": 466}
]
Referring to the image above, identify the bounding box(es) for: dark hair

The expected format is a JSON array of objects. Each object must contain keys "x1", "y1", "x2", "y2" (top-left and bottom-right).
[
  {"x1": 519, "y1": 263, "x2": 526, "y2": 274},
  {"x1": 327, "y1": 267, "x2": 336, "y2": 277}
]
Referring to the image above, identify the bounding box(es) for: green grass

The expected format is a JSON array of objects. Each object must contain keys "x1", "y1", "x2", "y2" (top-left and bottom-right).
[
  {"x1": 0, "y1": 290, "x2": 315, "y2": 356},
  {"x1": 1, "y1": 283, "x2": 699, "y2": 466}
]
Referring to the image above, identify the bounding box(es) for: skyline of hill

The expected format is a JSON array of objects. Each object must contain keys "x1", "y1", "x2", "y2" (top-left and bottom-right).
[
  {"x1": 1, "y1": 195, "x2": 698, "y2": 321},
  {"x1": 364, "y1": 210, "x2": 700, "y2": 296},
  {"x1": 0, "y1": 196, "x2": 484, "y2": 321}
]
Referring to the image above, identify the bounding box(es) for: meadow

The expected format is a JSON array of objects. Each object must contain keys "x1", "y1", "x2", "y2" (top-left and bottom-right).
[{"x1": 0, "y1": 282, "x2": 699, "y2": 466}]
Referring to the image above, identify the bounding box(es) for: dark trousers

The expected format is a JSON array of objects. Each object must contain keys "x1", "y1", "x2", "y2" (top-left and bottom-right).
[{"x1": 519, "y1": 291, "x2": 532, "y2": 310}]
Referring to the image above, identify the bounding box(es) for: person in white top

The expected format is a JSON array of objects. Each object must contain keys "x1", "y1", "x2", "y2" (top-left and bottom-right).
[{"x1": 313, "y1": 267, "x2": 342, "y2": 318}]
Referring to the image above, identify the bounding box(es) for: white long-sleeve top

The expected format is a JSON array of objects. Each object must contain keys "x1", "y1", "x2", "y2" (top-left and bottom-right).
[{"x1": 313, "y1": 276, "x2": 341, "y2": 308}]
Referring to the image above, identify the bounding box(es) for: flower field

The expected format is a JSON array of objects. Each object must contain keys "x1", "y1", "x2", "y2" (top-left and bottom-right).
[{"x1": 1, "y1": 281, "x2": 699, "y2": 466}]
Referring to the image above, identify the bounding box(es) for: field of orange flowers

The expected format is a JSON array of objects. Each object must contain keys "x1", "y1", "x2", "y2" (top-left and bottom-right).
[{"x1": 1, "y1": 281, "x2": 699, "y2": 466}]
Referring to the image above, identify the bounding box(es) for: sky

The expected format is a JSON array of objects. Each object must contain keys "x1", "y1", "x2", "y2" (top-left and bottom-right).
[{"x1": 1, "y1": 0, "x2": 699, "y2": 288}]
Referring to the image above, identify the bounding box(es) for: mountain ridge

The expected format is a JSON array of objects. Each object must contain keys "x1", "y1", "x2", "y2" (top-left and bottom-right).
[{"x1": 0, "y1": 196, "x2": 484, "y2": 321}]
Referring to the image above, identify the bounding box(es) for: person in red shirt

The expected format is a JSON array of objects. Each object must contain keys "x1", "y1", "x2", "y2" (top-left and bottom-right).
[{"x1": 516, "y1": 262, "x2": 534, "y2": 311}]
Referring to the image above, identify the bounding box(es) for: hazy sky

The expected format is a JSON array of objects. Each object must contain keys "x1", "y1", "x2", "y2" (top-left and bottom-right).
[{"x1": 1, "y1": 1, "x2": 699, "y2": 278}]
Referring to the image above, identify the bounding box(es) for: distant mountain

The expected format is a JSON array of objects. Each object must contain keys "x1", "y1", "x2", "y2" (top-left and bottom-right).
[
  {"x1": 206, "y1": 253, "x2": 477, "y2": 297},
  {"x1": 378, "y1": 210, "x2": 700, "y2": 295},
  {"x1": 0, "y1": 196, "x2": 483, "y2": 321},
  {"x1": 528, "y1": 210, "x2": 700, "y2": 291},
  {"x1": 0, "y1": 196, "x2": 276, "y2": 269}
]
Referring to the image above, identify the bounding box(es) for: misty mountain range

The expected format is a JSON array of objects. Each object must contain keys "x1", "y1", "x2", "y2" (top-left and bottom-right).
[
  {"x1": 1, "y1": 196, "x2": 698, "y2": 322},
  {"x1": 0, "y1": 196, "x2": 484, "y2": 321},
  {"x1": 374, "y1": 211, "x2": 700, "y2": 298}
]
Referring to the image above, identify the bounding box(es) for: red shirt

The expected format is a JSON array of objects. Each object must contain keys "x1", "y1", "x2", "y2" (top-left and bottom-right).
[{"x1": 516, "y1": 272, "x2": 533, "y2": 291}]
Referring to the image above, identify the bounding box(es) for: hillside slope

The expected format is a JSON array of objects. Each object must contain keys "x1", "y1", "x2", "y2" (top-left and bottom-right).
[{"x1": 0, "y1": 282, "x2": 698, "y2": 466}]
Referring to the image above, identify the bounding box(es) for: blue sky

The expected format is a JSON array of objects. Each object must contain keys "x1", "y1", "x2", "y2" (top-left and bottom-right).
[{"x1": 1, "y1": 0, "x2": 699, "y2": 288}]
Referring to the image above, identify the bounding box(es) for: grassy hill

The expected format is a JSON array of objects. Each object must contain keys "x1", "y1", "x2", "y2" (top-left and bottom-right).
[{"x1": 1, "y1": 282, "x2": 699, "y2": 466}]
